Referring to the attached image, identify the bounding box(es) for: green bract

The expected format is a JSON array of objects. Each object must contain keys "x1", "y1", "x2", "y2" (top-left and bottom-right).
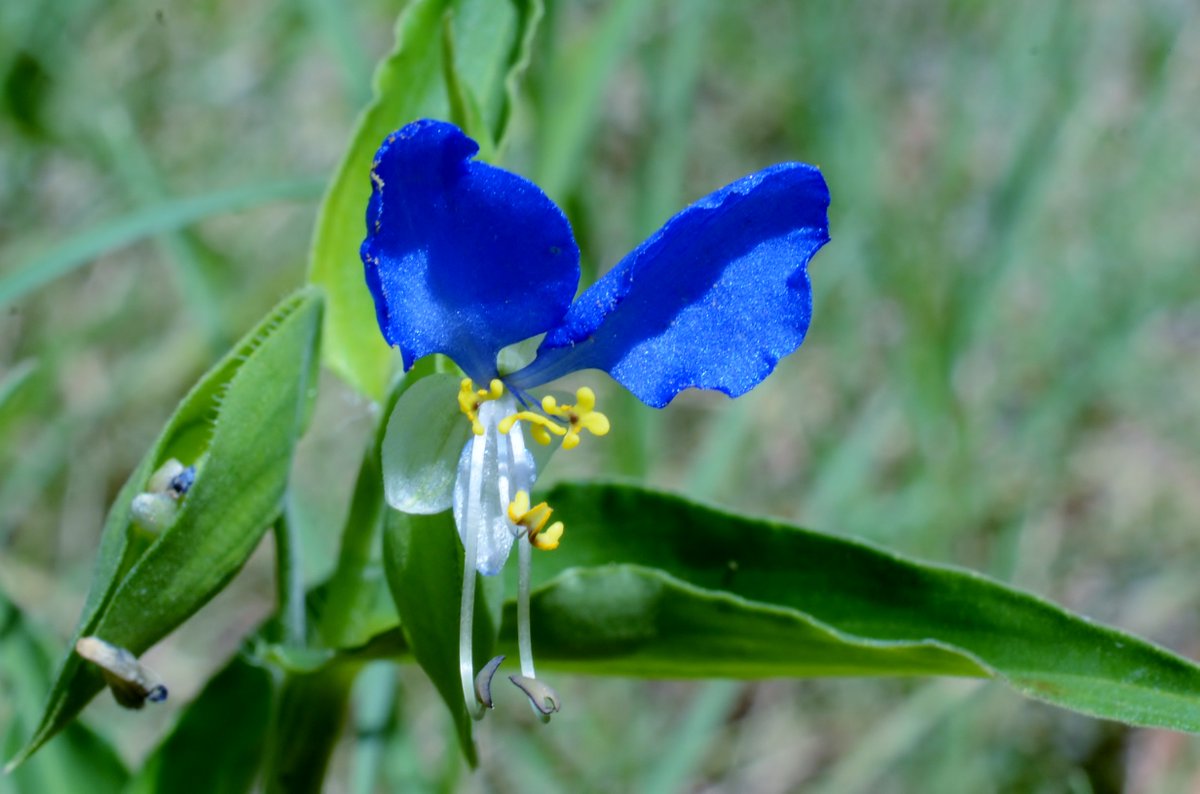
[
  {"x1": 8, "y1": 289, "x2": 323, "y2": 769},
  {"x1": 511, "y1": 483, "x2": 1200, "y2": 732}
]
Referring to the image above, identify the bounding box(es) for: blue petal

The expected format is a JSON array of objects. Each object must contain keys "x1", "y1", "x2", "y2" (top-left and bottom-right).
[
  {"x1": 361, "y1": 119, "x2": 580, "y2": 381},
  {"x1": 509, "y1": 163, "x2": 830, "y2": 407}
]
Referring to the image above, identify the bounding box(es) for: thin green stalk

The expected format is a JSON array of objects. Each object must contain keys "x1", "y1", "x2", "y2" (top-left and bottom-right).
[
  {"x1": 275, "y1": 509, "x2": 307, "y2": 649},
  {"x1": 317, "y1": 364, "x2": 420, "y2": 647}
]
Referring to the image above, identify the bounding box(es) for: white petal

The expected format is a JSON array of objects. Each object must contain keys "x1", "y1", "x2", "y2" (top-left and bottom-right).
[{"x1": 381, "y1": 373, "x2": 472, "y2": 514}]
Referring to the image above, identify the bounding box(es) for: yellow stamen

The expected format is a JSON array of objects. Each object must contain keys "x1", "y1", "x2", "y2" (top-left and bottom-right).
[
  {"x1": 542, "y1": 387, "x2": 610, "y2": 450},
  {"x1": 528, "y1": 423, "x2": 553, "y2": 446},
  {"x1": 490, "y1": 386, "x2": 611, "y2": 451},
  {"x1": 507, "y1": 489, "x2": 531, "y2": 519},
  {"x1": 532, "y1": 521, "x2": 564, "y2": 550},
  {"x1": 458, "y1": 377, "x2": 505, "y2": 435},
  {"x1": 507, "y1": 490, "x2": 564, "y2": 551},
  {"x1": 498, "y1": 411, "x2": 566, "y2": 444}
]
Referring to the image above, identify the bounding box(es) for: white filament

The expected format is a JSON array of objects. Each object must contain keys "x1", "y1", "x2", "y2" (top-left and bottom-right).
[
  {"x1": 457, "y1": 421, "x2": 487, "y2": 720},
  {"x1": 453, "y1": 396, "x2": 538, "y2": 718},
  {"x1": 507, "y1": 425, "x2": 537, "y2": 681}
]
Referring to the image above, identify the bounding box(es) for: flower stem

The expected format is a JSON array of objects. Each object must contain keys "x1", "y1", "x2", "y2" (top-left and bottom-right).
[{"x1": 273, "y1": 508, "x2": 306, "y2": 648}]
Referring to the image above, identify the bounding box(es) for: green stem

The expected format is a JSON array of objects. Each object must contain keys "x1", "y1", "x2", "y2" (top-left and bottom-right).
[
  {"x1": 316, "y1": 448, "x2": 386, "y2": 648},
  {"x1": 318, "y1": 359, "x2": 433, "y2": 646},
  {"x1": 274, "y1": 510, "x2": 307, "y2": 648}
]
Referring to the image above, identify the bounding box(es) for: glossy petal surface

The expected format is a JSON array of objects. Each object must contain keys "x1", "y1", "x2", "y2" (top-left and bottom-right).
[
  {"x1": 512, "y1": 163, "x2": 830, "y2": 407},
  {"x1": 362, "y1": 120, "x2": 580, "y2": 381},
  {"x1": 381, "y1": 373, "x2": 472, "y2": 514}
]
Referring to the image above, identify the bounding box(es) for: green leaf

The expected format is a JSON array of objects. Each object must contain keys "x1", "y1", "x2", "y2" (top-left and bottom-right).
[
  {"x1": 123, "y1": 655, "x2": 274, "y2": 794},
  {"x1": 307, "y1": 0, "x2": 543, "y2": 401},
  {"x1": 380, "y1": 373, "x2": 471, "y2": 514},
  {"x1": 381, "y1": 510, "x2": 501, "y2": 766},
  {"x1": 504, "y1": 482, "x2": 1200, "y2": 733},
  {"x1": 7, "y1": 288, "x2": 324, "y2": 769},
  {"x1": 0, "y1": 597, "x2": 128, "y2": 794}
]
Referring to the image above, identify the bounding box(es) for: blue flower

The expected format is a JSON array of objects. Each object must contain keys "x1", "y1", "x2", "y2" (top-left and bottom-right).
[
  {"x1": 364, "y1": 119, "x2": 830, "y2": 409},
  {"x1": 362, "y1": 119, "x2": 829, "y2": 718}
]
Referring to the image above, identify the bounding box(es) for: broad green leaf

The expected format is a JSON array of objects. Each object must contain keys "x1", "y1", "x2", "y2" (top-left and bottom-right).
[
  {"x1": 381, "y1": 373, "x2": 471, "y2": 514},
  {"x1": 498, "y1": 482, "x2": 1200, "y2": 733},
  {"x1": 7, "y1": 288, "x2": 323, "y2": 769},
  {"x1": 308, "y1": 0, "x2": 542, "y2": 401},
  {"x1": 381, "y1": 510, "x2": 501, "y2": 766},
  {"x1": 514, "y1": 565, "x2": 983, "y2": 678},
  {"x1": 123, "y1": 655, "x2": 273, "y2": 794},
  {"x1": 0, "y1": 597, "x2": 128, "y2": 794}
]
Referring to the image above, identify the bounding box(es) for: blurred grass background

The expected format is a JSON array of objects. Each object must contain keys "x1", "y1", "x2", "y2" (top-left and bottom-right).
[{"x1": 2, "y1": 0, "x2": 1199, "y2": 791}]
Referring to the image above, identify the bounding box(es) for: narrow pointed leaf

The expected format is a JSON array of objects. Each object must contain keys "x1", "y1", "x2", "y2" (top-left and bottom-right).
[
  {"x1": 7, "y1": 289, "x2": 323, "y2": 768},
  {"x1": 503, "y1": 482, "x2": 1200, "y2": 733}
]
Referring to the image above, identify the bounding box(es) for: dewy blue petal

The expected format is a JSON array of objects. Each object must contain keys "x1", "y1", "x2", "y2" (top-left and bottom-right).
[
  {"x1": 361, "y1": 119, "x2": 581, "y2": 382},
  {"x1": 509, "y1": 163, "x2": 831, "y2": 408}
]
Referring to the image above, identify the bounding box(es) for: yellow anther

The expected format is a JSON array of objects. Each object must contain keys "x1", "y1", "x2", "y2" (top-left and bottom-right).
[
  {"x1": 507, "y1": 489, "x2": 531, "y2": 520},
  {"x1": 507, "y1": 490, "x2": 564, "y2": 551},
  {"x1": 458, "y1": 377, "x2": 505, "y2": 435},
  {"x1": 498, "y1": 411, "x2": 566, "y2": 445},
  {"x1": 532, "y1": 521, "x2": 564, "y2": 550},
  {"x1": 494, "y1": 386, "x2": 610, "y2": 450},
  {"x1": 542, "y1": 387, "x2": 610, "y2": 451},
  {"x1": 528, "y1": 423, "x2": 554, "y2": 446}
]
